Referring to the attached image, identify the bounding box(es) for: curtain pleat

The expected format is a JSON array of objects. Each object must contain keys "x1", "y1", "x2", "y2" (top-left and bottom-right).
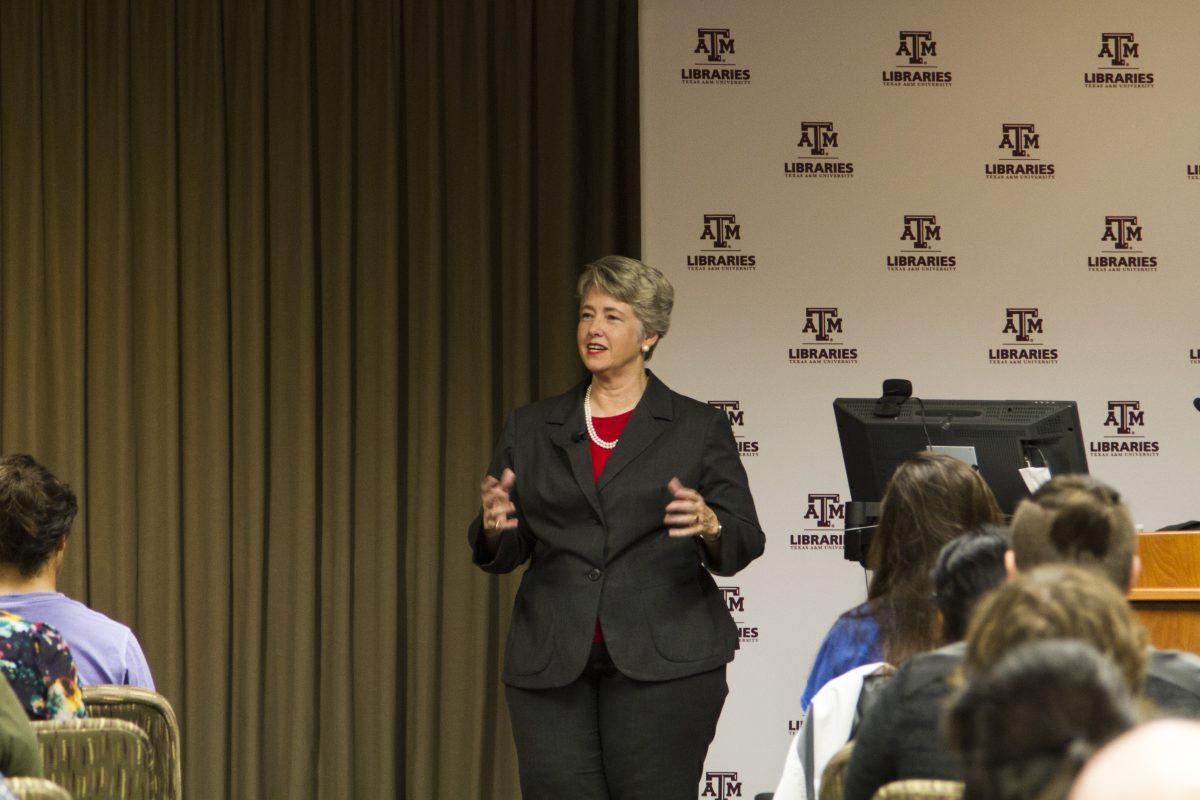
[{"x1": 0, "y1": 1, "x2": 636, "y2": 797}]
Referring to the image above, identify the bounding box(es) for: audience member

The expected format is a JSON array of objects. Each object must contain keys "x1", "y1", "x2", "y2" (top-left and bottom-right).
[
  {"x1": 842, "y1": 475, "x2": 1200, "y2": 800},
  {"x1": 0, "y1": 454, "x2": 154, "y2": 688},
  {"x1": 777, "y1": 525, "x2": 1008, "y2": 800},
  {"x1": 948, "y1": 639, "x2": 1137, "y2": 800},
  {"x1": 0, "y1": 667, "x2": 42, "y2": 776},
  {"x1": 0, "y1": 611, "x2": 85, "y2": 721},
  {"x1": 800, "y1": 453, "x2": 1002, "y2": 708},
  {"x1": 1069, "y1": 719, "x2": 1200, "y2": 800},
  {"x1": 1008, "y1": 475, "x2": 1200, "y2": 713},
  {"x1": 844, "y1": 563, "x2": 1147, "y2": 800}
]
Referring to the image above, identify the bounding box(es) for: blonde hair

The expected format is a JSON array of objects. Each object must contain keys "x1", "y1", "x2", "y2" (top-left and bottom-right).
[
  {"x1": 964, "y1": 564, "x2": 1147, "y2": 692},
  {"x1": 576, "y1": 255, "x2": 674, "y2": 360}
]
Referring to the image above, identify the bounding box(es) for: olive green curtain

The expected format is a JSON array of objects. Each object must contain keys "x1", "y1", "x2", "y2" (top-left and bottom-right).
[{"x1": 0, "y1": 1, "x2": 638, "y2": 798}]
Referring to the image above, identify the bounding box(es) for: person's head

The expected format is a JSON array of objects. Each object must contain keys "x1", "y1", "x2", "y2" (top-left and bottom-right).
[
  {"x1": 868, "y1": 452, "x2": 1004, "y2": 664},
  {"x1": 0, "y1": 454, "x2": 78, "y2": 579},
  {"x1": 948, "y1": 639, "x2": 1138, "y2": 800},
  {"x1": 576, "y1": 256, "x2": 673, "y2": 374},
  {"x1": 1009, "y1": 475, "x2": 1137, "y2": 591},
  {"x1": 964, "y1": 564, "x2": 1147, "y2": 692},
  {"x1": 932, "y1": 524, "x2": 1010, "y2": 644},
  {"x1": 1070, "y1": 719, "x2": 1200, "y2": 800}
]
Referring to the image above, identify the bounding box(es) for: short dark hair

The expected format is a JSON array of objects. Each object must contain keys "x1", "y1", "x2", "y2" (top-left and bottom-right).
[
  {"x1": 1010, "y1": 475, "x2": 1135, "y2": 590},
  {"x1": 931, "y1": 524, "x2": 1010, "y2": 643},
  {"x1": 0, "y1": 454, "x2": 78, "y2": 577},
  {"x1": 948, "y1": 639, "x2": 1137, "y2": 800}
]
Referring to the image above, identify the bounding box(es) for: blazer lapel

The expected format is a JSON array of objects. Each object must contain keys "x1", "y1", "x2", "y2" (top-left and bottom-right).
[
  {"x1": 597, "y1": 371, "x2": 674, "y2": 493},
  {"x1": 548, "y1": 382, "x2": 605, "y2": 522}
]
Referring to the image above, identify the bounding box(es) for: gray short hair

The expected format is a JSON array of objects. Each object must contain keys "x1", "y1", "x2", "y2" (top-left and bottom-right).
[{"x1": 575, "y1": 255, "x2": 674, "y2": 360}]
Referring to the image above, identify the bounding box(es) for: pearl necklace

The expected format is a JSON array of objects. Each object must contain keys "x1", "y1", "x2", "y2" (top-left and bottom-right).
[{"x1": 584, "y1": 384, "x2": 619, "y2": 449}]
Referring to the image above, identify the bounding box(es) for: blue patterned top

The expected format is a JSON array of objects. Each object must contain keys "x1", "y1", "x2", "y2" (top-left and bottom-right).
[{"x1": 801, "y1": 602, "x2": 882, "y2": 710}]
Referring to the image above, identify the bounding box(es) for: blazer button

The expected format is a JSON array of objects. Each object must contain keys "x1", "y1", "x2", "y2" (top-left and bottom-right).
[{"x1": 586, "y1": 568, "x2": 602, "y2": 582}]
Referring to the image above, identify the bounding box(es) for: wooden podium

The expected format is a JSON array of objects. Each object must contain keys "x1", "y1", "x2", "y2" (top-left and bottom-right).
[{"x1": 1129, "y1": 531, "x2": 1200, "y2": 654}]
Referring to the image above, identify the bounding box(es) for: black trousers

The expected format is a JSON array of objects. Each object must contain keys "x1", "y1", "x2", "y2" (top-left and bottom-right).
[{"x1": 505, "y1": 640, "x2": 728, "y2": 800}]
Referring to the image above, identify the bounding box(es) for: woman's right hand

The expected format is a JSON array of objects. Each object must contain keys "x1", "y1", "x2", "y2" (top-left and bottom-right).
[{"x1": 480, "y1": 468, "x2": 518, "y2": 537}]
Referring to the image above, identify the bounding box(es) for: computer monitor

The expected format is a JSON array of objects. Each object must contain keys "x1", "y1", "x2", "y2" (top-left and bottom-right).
[{"x1": 833, "y1": 397, "x2": 1088, "y2": 562}]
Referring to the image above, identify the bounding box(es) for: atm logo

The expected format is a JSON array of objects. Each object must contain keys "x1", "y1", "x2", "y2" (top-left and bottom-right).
[
  {"x1": 888, "y1": 214, "x2": 956, "y2": 271},
  {"x1": 709, "y1": 400, "x2": 745, "y2": 426},
  {"x1": 719, "y1": 586, "x2": 758, "y2": 645},
  {"x1": 883, "y1": 30, "x2": 952, "y2": 86},
  {"x1": 1003, "y1": 307, "x2": 1042, "y2": 342},
  {"x1": 989, "y1": 307, "x2": 1059, "y2": 365},
  {"x1": 1100, "y1": 32, "x2": 1138, "y2": 66},
  {"x1": 985, "y1": 123, "x2": 1055, "y2": 179},
  {"x1": 682, "y1": 28, "x2": 750, "y2": 85},
  {"x1": 898, "y1": 30, "x2": 936, "y2": 64},
  {"x1": 790, "y1": 493, "x2": 845, "y2": 550},
  {"x1": 1104, "y1": 400, "x2": 1144, "y2": 435},
  {"x1": 687, "y1": 213, "x2": 756, "y2": 271},
  {"x1": 696, "y1": 28, "x2": 734, "y2": 62},
  {"x1": 1090, "y1": 400, "x2": 1160, "y2": 456},
  {"x1": 702, "y1": 214, "x2": 740, "y2": 248},
  {"x1": 701, "y1": 771, "x2": 743, "y2": 798},
  {"x1": 707, "y1": 400, "x2": 760, "y2": 457},
  {"x1": 1102, "y1": 215, "x2": 1141, "y2": 249},
  {"x1": 1001, "y1": 123, "x2": 1038, "y2": 157},
  {"x1": 1089, "y1": 215, "x2": 1157, "y2": 272},
  {"x1": 803, "y1": 307, "x2": 841, "y2": 342},
  {"x1": 790, "y1": 308, "x2": 858, "y2": 364},
  {"x1": 784, "y1": 122, "x2": 854, "y2": 178},
  {"x1": 805, "y1": 493, "x2": 845, "y2": 529},
  {"x1": 1085, "y1": 33, "x2": 1153, "y2": 87}
]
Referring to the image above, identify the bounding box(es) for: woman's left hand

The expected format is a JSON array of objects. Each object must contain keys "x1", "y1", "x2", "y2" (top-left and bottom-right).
[{"x1": 664, "y1": 477, "x2": 720, "y2": 540}]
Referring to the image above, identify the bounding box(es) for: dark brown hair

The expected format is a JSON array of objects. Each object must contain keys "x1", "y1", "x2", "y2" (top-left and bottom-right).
[
  {"x1": 948, "y1": 639, "x2": 1137, "y2": 800},
  {"x1": 0, "y1": 454, "x2": 78, "y2": 578},
  {"x1": 1009, "y1": 475, "x2": 1135, "y2": 590},
  {"x1": 868, "y1": 452, "x2": 1003, "y2": 665}
]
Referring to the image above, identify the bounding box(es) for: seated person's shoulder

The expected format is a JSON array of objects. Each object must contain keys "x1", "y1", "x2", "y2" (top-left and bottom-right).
[
  {"x1": 1146, "y1": 647, "x2": 1200, "y2": 703},
  {"x1": 887, "y1": 642, "x2": 964, "y2": 700}
]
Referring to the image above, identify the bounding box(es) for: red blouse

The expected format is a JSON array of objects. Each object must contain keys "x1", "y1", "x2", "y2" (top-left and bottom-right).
[{"x1": 589, "y1": 409, "x2": 634, "y2": 642}]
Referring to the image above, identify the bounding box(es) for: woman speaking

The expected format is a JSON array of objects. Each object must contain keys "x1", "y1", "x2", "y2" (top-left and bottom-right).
[{"x1": 469, "y1": 255, "x2": 765, "y2": 799}]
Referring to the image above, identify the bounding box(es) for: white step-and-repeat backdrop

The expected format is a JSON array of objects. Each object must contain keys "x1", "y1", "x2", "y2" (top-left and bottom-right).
[{"x1": 639, "y1": 1, "x2": 1200, "y2": 796}]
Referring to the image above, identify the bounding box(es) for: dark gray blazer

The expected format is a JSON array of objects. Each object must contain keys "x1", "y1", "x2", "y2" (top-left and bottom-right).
[{"x1": 469, "y1": 371, "x2": 765, "y2": 689}]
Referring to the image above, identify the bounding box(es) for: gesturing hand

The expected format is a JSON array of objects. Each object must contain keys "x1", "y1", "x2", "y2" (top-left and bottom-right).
[
  {"x1": 480, "y1": 468, "x2": 518, "y2": 537},
  {"x1": 664, "y1": 477, "x2": 720, "y2": 540}
]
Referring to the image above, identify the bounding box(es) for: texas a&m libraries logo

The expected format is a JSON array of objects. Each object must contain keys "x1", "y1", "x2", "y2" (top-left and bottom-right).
[
  {"x1": 687, "y1": 214, "x2": 756, "y2": 272},
  {"x1": 784, "y1": 121, "x2": 854, "y2": 178},
  {"x1": 1084, "y1": 33, "x2": 1154, "y2": 87},
  {"x1": 882, "y1": 30, "x2": 952, "y2": 86},
  {"x1": 1190, "y1": 346, "x2": 1200, "y2": 365},
  {"x1": 985, "y1": 123, "x2": 1055, "y2": 179},
  {"x1": 719, "y1": 586, "x2": 759, "y2": 646},
  {"x1": 681, "y1": 28, "x2": 750, "y2": 85},
  {"x1": 701, "y1": 771, "x2": 742, "y2": 799},
  {"x1": 887, "y1": 214, "x2": 957, "y2": 272},
  {"x1": 1087, "y1": 215, "x2": 1157, "y2": 272},
  {"x1": 707, "y1": 400, "x2": 760, "y2": 457},
  {"x1": 1189, "y1": 162, "x2": 1200, "y2": 181},
  {"x1": 1090, "y1": 401, "x2": 1160, "y2": 457},
  {"x1": 789, "y1": 493, "x2": 845, "y2": 551},
  {"x1": 988, "y1": 308, "x2": 1059, "y2": 365},
  {"x1": 789, "y1": 308, "x2": 859, "y2": 364}
]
